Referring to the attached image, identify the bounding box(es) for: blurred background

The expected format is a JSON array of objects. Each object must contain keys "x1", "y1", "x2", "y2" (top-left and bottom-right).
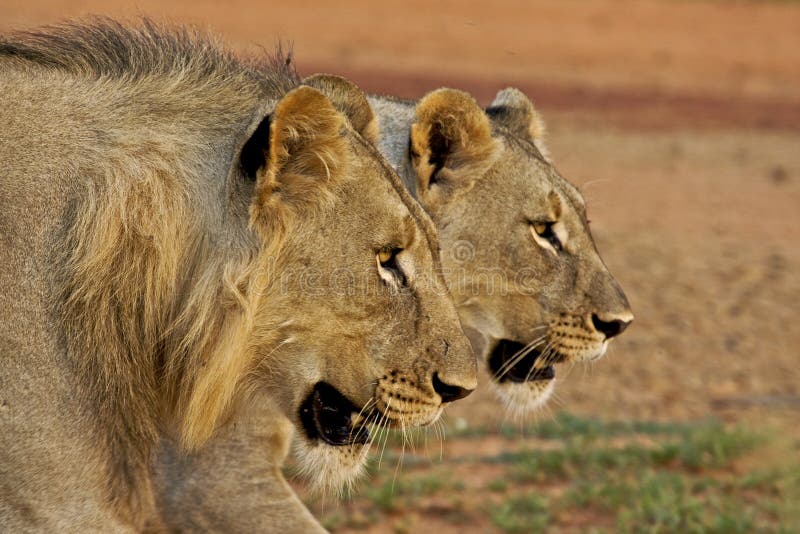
[{"x1": 4, "y1": 1, "x2": 798, "y2": 531}]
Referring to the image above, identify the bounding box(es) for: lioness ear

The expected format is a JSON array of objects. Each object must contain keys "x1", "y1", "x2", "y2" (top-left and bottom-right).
[
  {"x1": 486, "y1": 87, "x2": 551, "y2": 162},
  {"x1": 242, "y1": 86, "x2": 348, "y2": 236},
  {"x1": 410, "y1": 88, "x2": 501, "y2": 196},
  {"x1": 302, "y1": 73, "x2": 379, "y2": 145}
]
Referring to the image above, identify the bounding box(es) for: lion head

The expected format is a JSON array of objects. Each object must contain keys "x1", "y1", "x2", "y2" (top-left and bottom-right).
[
  {"x1": 405, "y1": 87, "x2": 633, "y2": 415},
  {"x1": 199, "y1": 84, "x2": 476, "y2": 493}
]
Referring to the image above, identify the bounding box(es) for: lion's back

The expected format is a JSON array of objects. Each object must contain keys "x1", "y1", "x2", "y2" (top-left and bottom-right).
[
  {"x1": 0, "y1": 68, "x2": 123, "y2": 530},
  {"x1": 0, "y1": 41, "x2": 158, "y2": 533}
]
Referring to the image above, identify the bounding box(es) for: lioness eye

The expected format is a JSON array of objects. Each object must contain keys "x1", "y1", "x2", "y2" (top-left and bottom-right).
[
  {"x1": 377, "y1": 248, "x2": 406, "y2": 286},
  {"x1": 377, "y1": 249, "x2": 393, "y2": 265},
  {"x1": 530, "y1": 221, "x2": 563, "y2": 253}
]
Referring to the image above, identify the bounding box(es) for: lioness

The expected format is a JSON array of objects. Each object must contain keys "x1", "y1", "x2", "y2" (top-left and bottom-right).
[{"x1": 0, "y1": 20, "x2": 476, "y2": 531}]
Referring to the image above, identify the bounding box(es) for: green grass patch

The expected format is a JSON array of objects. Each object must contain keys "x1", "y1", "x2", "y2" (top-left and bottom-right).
[
  {"x1": 490, "y1": 419, "x2": 761, "y2": 483},
  {"x1": 526, "y1": 412, "x2": 727, "y2": 441},
  {"x1": 489, "y1": 493, "x2": 550, "y2": 533},
  {"x1": 363, "y1": 473, "x2": 447, "y2": 512},
  {"x1": 487, "y1": 478, "x2": 509, "y2": 493},
  {"x1": 307, "y1": 413, "x2": 796, "y2": 532},
  {"x1": 565, "y1": 471, "x2": 758, "y2": 533}
]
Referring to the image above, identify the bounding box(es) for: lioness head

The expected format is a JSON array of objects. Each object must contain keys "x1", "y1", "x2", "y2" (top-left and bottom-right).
[
  {"x1": 186, "y1": 84, "x2": 476, "y2": 492},
  {"x1": 407, "y1": 88, "x2": 632, "y2": 414}
]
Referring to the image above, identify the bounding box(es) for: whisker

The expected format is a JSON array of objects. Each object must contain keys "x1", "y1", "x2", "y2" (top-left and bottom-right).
[
  {"x1": 422, "y1": 422, "x2": 429, "y2": 458},
  {"x1": 378, "y1": 406, "x2": 395, "y2": 467},
  {"x1": 494, "y1": 336, "x2": 544, "y2": 377},
  {"x1": 359, "y1": 379, "x2": 379, "y2": 391},
  {"x1": 495, "y1": 335, "x2": 548, "y2": 378},
  {"x1": 499, "y1": 336, "x2": 546, "y2": 372},
  {"x1": 561, "y1": 358, "x2": 577, "y2": 381},
  {"x1": 365, "y1": 403, "x2": 383, "y2": 451},
  {"x1": 435, "y1": 418, "x2": 445, "y2": 461},
  {"x1": 391, "y1": 416, "x2": 407, "y2": 495},
  {"x1": 375, "y1": 405, "x2": 391, "y2": 472},
  {"x1": 549, "y1": 389, "x2": 565, "y2": 410},
  {"x1": 348, "y1": 397, "x2": 376, "y2": 443},
  {"x1": 524, "y1": 340, "x2": 556, "y2": 382},
  {"x1": 579, "y1": 177, "x2": 614, "y2": 195}
]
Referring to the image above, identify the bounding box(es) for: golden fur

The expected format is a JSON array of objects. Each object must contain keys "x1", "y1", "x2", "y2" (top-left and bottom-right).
[
  {"x1": 410, "y1": 89, "x2": 502, "y2": 190},
  {"x1": 0, "y1": 20, "x2": 475, "y2": 530},
  {"x1": 303, "y1": 73, "x2": 380, "y2": 145},
  {"x1": 151, "y1": 80, "x2": 633, "y2": 532},
  {"x1": 404, "y1": 87, "x2": 633, "y2": 415}
]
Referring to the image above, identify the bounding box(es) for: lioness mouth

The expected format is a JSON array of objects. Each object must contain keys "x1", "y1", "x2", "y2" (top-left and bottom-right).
[
  {"x1": 299, "y1": 382, "x2": 371, "y2": 446},
  {"x1": 488, "y1": 339, "x2": 556, "y2": 383}
]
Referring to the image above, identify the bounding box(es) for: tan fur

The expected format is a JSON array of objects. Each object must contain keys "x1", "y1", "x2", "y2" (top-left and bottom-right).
[
  {"x1": 302, "y1": 73, "x2": 380, "y2": 145},
  {"x1": 404, "y1": 87, "x2": 633, "y2": 413},
  {"x1": 410, "y1": 89, "x2": 502, "y2": 194},
  {"x1": 489, "y1": 89, "x2": 546, "y2": 140},
  {"x1": 0, "y1": 20, "x2": 475, "y2": 531},
  {"x1": 177, "y1": 87, "x2": 352, "y2": 450},
  {"x1": 152, "y1": 80, "x2": 632, "y2": 532},
  {"x1": 151, "y1": 397, "x2": 327, "y2": 533}
]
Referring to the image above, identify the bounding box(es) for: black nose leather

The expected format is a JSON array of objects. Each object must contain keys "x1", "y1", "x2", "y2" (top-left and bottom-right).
[
  {"x1": 432, "y1": 373, "x2": 474, "y2": 403},
  {"x1": 591, "y1": 314, "x2": 631, "y2": 339}
]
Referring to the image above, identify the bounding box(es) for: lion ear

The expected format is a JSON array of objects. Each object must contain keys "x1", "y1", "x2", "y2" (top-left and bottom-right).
[
  {"x1": 302, "y1": 73, "x2": 379, "y2": 145},
  {"x1": 181, "y1": 87, "x2": 348, "y2": 449},
  {"x1": 486, "y1": 87, "x2": 551, "y2": 162},
  {"x1": 410, "y1": 88, "x2": 501, "y2": 196},
  {"x1": 241, "y1": 86, "x2": 348, "y2": 235}
]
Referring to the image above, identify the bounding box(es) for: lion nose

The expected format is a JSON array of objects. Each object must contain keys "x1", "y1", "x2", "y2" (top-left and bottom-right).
[
  {"x1": 432, "y1": 372, "x2": 474, "y2": 403},
  {"x1": 591, "y1": 313, "x2": 632, "y2": 340}
]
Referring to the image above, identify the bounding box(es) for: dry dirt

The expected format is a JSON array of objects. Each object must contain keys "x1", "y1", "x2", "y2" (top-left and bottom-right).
[{"x1": 3, "y1": 0, "x2": 798, "y2": 529}]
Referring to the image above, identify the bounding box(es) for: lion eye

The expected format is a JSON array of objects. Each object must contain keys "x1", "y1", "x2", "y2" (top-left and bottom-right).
[
  {"x1": 530, "y1": 221, "x2": 563, "y2": 253},
  {"x1": 377, "y1": 249, "x2": 393, "y2": 265},
  {"x1": 377, "y1": 248, "x2": 406, "y2": 286},
  {"x1": 532, "y1": 222, "x2": 549, "y2": 236}
]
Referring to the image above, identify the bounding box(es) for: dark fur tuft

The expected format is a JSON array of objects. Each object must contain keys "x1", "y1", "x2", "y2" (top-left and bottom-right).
[{"x1": 0, "y1": 17, "x2": 299, "y2": 95}]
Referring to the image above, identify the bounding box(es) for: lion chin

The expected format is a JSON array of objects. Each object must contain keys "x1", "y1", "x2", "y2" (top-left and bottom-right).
[
  {"x1": 484, "y1": 338, "x2": 558, "y2": 417},
  {"x1": 491, "y1": 378, "x2": 556, "y2": 419},
  {"x1": 292, "y1": 439, "x2": 372, "y2": 496},
  {"x1": 293, "y1": 382, "x2": 374, "y2": 495},
  {"x1": 293, "y1": 377, "x2": 448, "y2": 495}
]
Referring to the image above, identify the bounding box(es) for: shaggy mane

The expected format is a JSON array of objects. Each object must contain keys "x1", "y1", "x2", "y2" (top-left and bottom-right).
[
  {"x1": 2, "y1": 19, "x2": 300, "y2": 526},
  {"x1": 0, "y1": 16, "x2": 299, "y2": 93}
]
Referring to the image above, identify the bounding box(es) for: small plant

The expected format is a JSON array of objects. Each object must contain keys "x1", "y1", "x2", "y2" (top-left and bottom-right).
[
  {"x1": 365, "y1": 479, "x2": 399, "y2": 513},
  {"x1": 487, "y1": 479, "x2": 509, "y2": 493},
  {"x1": 305, "y1": 413, "x2": 794, "y2": 533},
  {"x1": 490, "y1": 493, "x2": 550, "y2": 533}
]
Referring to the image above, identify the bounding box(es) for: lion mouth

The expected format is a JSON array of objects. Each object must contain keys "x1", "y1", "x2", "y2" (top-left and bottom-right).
[
  {"x1": 488, "y1": 339, "x2": 557, "y2": 383},
  {"x1": 299, "y1": 382, "x2": 372, "y2": 446}
]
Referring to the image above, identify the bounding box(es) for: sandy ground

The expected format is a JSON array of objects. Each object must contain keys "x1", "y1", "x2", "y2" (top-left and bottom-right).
[
  {"x1": 3, "y1": 0, "x2": 799, "y2": 127},
  {"x1": 3, "y1": 0, "x2": 799, "y2": 528}
]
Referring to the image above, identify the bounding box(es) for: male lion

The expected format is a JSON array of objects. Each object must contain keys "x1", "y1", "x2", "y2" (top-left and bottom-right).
[{"x1": 0, "y1": 20, "x2": 476, "y2": 531}]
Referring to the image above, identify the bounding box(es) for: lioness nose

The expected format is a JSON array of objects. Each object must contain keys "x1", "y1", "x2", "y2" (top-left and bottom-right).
[
  {"x1": 591, "y1": 313, "x2": 632, "y2": 340},
  {"x1": 432, "y1": 372, "x2": 474, "y2": 403}
]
